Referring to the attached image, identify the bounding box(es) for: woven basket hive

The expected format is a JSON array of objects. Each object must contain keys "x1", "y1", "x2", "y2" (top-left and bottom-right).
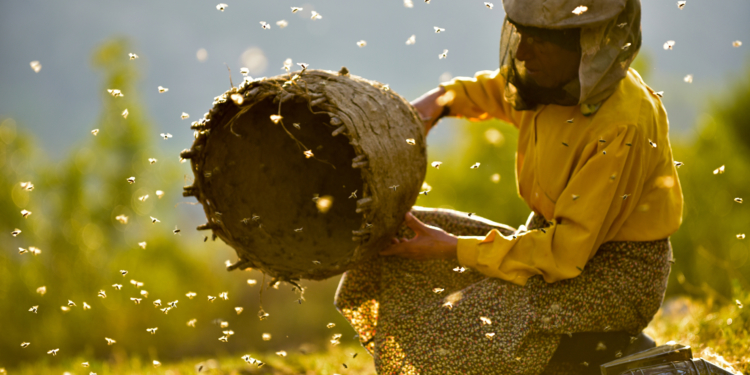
[{"x1": 181, "y1": 68, "x2": 426, "y2": 281}]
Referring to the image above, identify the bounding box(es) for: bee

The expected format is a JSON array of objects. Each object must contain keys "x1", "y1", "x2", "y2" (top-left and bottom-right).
[
  {"x1": 617, "y1": 22, "x2": 627, "y2": 28},
  {"x1": 247, "y1": 279, "x2": 257, "y2": 285},
  {"x1": 131, "y1": 279, "x2": 144, "y2": 288},
  {"x1": 439, "y1": 49, "x2": 449, "y2": 59},
  {"x1": 674, "y1": 161, "x2": 684, "y2": 168},
  {"x1": 485, "y1": 2, "x2": 494, "y2": 9},
  {"x1": 272, "y1": 20, "x2": 287, "y2": 29},
  {"x1": 684, "y1": 74, "x2": 693, "y2": 83},
  {"x1": 219, "y1": 291, "x2": 229, "y2": 300},
  {"x1": 406, "y1": 138, "x2": 416, "y2": 145},
  {"x1": 153, "y1": 299, "x2": 162, "y2": 307},
  {"x1": 677, "y1": 1, "x2": 686, "y2": 9},
  {"x1": 140, "y1": 290, "x2": 148, "y2": 298},
  {"x1": 186, "y1": 292, "x2": 197, "y2": 299},
  {"x1": 98, "y1": 290, "x2": 107, "y2": 298},
  {"x1": 47, "y1": 348, "x2": 59, "y2": 356},
  {"x1": 736, "y1": 299, "x2": 743, "y2": 309},
  {"x1": 297, "y1": 62, "x2": 309, "y2": 71},
  {"x1": 443, "y1": 301, "x2": 453, "y2": 310},
  {"x1": 131, "y1": 297, "x2": 142, "y2": 304},
  {"x1": 733, "y1": 41, "x2": 743, "y2": 48},
  {"x1": 148, "y1": 158, "x2": 157, "y2": 164},
  {"x1": 349, "y1": 190, "x2": 358, "y2": 199},
  {"x1": 453, "y1": 266, "x2": 466, "y2": 273},
  {"x1": 655, "y1": 91, "x2": 664, "y2": 98},
  {"x1": 138, "y1": 195, "x2": 149, "y2": 202},
  {"x1": 310, "y1": 11, "x2": 322, "y2": 20},
  {"x1": 404, "y1": 0, "x2": 414, "y2": 7},
  {"x1": 120, "y1": 270, "x2": 128, "y2": 276},
  {"x1": 572, "y1": 5, "x2": 588, "y2": 15},
  {"x1": 433, "y1": 288, "x2": 445, "y2": 294},
  {"x1": 434, "y1": 26, "x2": 445, "y2": 33},
  {"x1": 735, "y1": 197, "x2": 743, "y2": 203},
  {"x1": 567, "y1": 118, "x2": 574, "y2": 123},
  {"x1": 357, "y1": 40, "x2": 367, "y2": 47},
  {"x1": 173, "y1": 227, "x2": 181, "y2": 235},
  {"x1": 30, "y1": 61, "x2": 42, "y2": 73},
  {"x1": 294, "y1": 227, "x2": 303, "y2": 232},
  {"x1": 208, "y1": 295, "x2": 217, "y2": 302},
  {"x1": 389, "y1": 185, "x2": 400, "y2": 191},
  {"x1": 648, "y1": 139, "x2": 657, "y2": 148},
  {"x1": 258, "y1": 309, "x2": 270, "y2": 320},
  {"x1": 160, "y1": 133, "x2": 172, "y2": 139},
  {"x1": 105, "y1": 337, "x2": 116, "y2": 345},
  {"x1": 572, "y1": 194, "x2": 580, "y2": 201},
  {"x1": 406, "y1": 35, "x2": 416, "y2": 45},
  {"x1": 147, "y1": 327, "x2": 158, "y2": 335},
  {"x1": 270, "y1": 114, "x2": 283, "y2": 124},
  {"x1": 304, "y1": 150, "x2": 314, "y2": 158},
  {"x1": 470, "y1": 162, "x2": 480, "y2": 169},
  {"x1": 128, "y1": 53, "x2": 138, "y2": 60},
  {"x1": 155, "y1": 190, "x2": 165, "y2": 199},
  {"x1": 60, "y1": 306, "x2": 70, "y2": 312},
  {"x1": 91, "y1": 129, "x2": 99, "y2": 136},
  {"x1": 187, "y1": 319, "x2": 197, "y2": 327},
  {"x1": 82, "y1": 362, "x2": 89, "y2": 367},
  {"x1": 262, "y1": 333, "x2": 272, "y2": 341},
  {"x1": 485, "y1": 332, "x2": 496, "y2": 339},
  {"x1": 260, "y1": 21, "x2": 271, "y2": 29},
  {"x1": 114, "y1": 283, "x2": 124, "y2": 290},
  {"x1": 424, "y1": 0, "x2": 430, "y2": 3},
  {"x1": 116, "y1": 215, "x2": 129, "y2": 224},
  {"x1": 713, "y1": 165, "x2": 725, "y2": 175},
  {"x1": 663, "y1": 40, "x2": 675, "y2": 50},
  {"x1": 11, "y1": 229, "x2": 21, "y2": 237},
  {"x1": 122, "y1": 109, "x2": 129, "y2": 118},
  {"x1": 168, "y1": 300, "x2": 178, "y2": 308},
  {"x1": 29, "y1": 305, "x2": 38, "y2": 313},
  {"x1": 18, "y1": 247, "x2": 28, "y2": 255},
  {"x1": 276, "y1": 350, "x2": 287, "y2": 357},
  {"x1": 107, "y1": 89, "x2": 124, "y2": 97},
  {"x1": 220, "y1": 321, "x2": 229, "y2": 328},
  {"x1": 153, "y1": 360, "x2": 161, "y2": 368},
  {"x1": 127, "y1": 177, "x2": 136, "y2": 184},
  {"x1": 83, "y1": 302, "x2": 91, "y2": 310},
  {"x1": 150, "y1": 216, "x2": 160, "y2": 223},
  {"x1": 291, "y1": 6, "x2": 303, "y2": 13},
  {"x1": 218, "y1": 336, "x2": 228, "y2": 343},
  {"x1": 235, "y1": 307, "x2": 244, "y2": 315},
  {"x1": 737, "y1": 234, "x2": 745, "y2": 239},
  {"x1": 216, "y1": 3, "x2": 227, "y2": 11},
  {"x1": 160, "y1": 307, "x2": 171, "y2": 314},
  {"x1": 36, "y1": 286, "x2": 46, "y2": 295},
  {"x1": 622, "y1": 194, "x2": 631, "y2": 200},
  {"x1": 20, "y1": 182, "x2": 35, "y2": 191}
]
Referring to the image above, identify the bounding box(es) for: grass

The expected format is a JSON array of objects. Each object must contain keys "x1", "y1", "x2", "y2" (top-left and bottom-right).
[{"x1": 3, "y1": 295, "x2": 747, "y2": 375}]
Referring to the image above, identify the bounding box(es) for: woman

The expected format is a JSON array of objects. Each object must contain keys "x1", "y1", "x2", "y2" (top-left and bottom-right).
[{"x1": 335, "y1": 0, "x2": 683, "y2": 373}]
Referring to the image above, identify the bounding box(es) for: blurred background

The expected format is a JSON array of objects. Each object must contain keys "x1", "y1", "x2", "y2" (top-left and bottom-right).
[{"x1": 1, "y1": 0, "x2": 749, "y2": 371}]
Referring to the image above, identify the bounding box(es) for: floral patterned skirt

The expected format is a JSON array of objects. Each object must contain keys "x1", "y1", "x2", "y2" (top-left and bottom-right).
[{"x1": 334, "y1": 206, "x2": 672, "y2": 375}]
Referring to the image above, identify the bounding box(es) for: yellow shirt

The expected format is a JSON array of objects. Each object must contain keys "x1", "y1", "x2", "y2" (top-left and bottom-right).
[{"x1": 440, "y1": 68, "x2": 683, "y2": 286}]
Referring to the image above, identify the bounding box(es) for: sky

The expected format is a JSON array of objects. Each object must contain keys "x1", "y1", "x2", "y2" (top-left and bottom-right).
[{"x1": 0, "y1": 0, "x2": 748, "y2": 158}]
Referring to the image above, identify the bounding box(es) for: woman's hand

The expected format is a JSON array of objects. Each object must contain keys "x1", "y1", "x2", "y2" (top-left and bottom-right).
[
  {"x1": 411, "y1": 86, "x2": 449, "y2": 136},
  {"x1": 379, "y1": 212, "x2": 458, "y2": 261}
]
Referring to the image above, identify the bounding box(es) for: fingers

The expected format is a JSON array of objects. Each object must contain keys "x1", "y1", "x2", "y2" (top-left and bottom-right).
[
  {"x1": 404, "y1": 212, "x2": 430, "y2": 235},
  {"x1": 379, "y1": 243, "x2": 403, "y2": 256}
]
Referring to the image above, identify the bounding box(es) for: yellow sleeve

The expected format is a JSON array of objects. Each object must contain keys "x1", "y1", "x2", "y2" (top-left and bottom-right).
[
  {"x1": 439, "y1": 69, "x2": 514, "y2": 124},
  {"x1": 457, "y1": 125, "x2": 646, "y2": 285}
]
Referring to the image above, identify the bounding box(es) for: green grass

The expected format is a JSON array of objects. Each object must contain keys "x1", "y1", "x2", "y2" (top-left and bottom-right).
[{"x1": 4, "y1": 295, "x2": 747, "y2": 375}]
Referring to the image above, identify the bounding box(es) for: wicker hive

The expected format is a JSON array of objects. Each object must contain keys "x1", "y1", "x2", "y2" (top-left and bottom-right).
[{"x1": 181, "y1": 68, "x2": 427, "y2": 281}]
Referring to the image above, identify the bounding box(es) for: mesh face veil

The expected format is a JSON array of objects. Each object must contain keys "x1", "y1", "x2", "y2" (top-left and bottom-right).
[{"x1": 499, "y1": 0, "x2": 642, "y2": 111}]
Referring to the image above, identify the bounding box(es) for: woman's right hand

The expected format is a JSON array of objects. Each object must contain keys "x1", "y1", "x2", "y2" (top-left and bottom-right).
[{"x1": 411, "y1": 86, "x2": 449, "y2": 136}]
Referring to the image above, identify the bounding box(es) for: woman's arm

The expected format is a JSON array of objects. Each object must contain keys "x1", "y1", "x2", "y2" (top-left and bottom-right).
[{"x1": 411, "y1": 86, "x2": 450, "y2": 136}]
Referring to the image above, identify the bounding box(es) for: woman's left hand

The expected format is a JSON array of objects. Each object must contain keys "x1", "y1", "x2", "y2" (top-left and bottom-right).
[{"x1": 379, "y1": 212, "x2": 459, "y2": 261}]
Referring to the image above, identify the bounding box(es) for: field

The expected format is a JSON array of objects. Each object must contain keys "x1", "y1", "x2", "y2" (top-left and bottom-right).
[{"x1": 5, "y1": 295, "x2": 746, "y2": 375}]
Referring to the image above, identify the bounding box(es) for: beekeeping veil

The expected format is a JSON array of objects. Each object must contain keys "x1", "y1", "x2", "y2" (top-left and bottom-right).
[{"x1": 500, "y1": 0, "x2": 641, "y2": 111}]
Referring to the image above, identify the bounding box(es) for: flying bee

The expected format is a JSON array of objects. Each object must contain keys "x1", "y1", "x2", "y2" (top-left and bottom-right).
[
  {"x1": 291, "y1": 6, "x2": 303, "y2": 13},
  {"x1": 91, "y1": 129, "x2": 99, "y2": 136},
  {"x1": 572, "y1": 194, "x2": 580, "y2": 201},
  {"x1": 138, "y1": 242, "x2": 147, "y2": 249},
  {"x1": 406, "y1": 138, "x2": 416, "y2": 145},
  {"x1": 480, "y1": 317, "x2": 492, "y2": 325},
  {"x1": 18, "y1": 247, "x2": 29, "y2": 255},
  {"x1": 153, "y1": 299, "x2": 162, "y2": 307},
  {"x1": 434, "y1": 26, "x2": 445, "y2": 33},
  {"x1": 36, "y1": 286, "x2": 46, "y2": 295},
  {"x1": 357, "y1": 40, "x2": 367, "y2": 47},
  {"x1": 406, "y1": 35, "x2": 416, "y2": 45},
  {"x1": 168, "y1": 300, "x2": 178, "y2": 308},
  {"x1": 677, "y1": 1, "x2": 686, "y2": 9},
  {"x1": 220, "y1": 321, "x2": 229, "y2": 328},
  {"x1": 150, "y1": 216, "x2": 160, "y2": 223},
  {"x1": 83, "y1": 302, "x2": 91, "y2": 310},
  {"x1": 713, "y1": 165, "x2": 725, "y2": 175},
  {"x1": 733, "y1": 41, "x2": 743, "y2": 48},
  {"x1": 622, "y1": 194, "x2": 630, "y2": 200},
  {"x1": 173, "y1": 227, "x2": 181, "y2": 235},
  {"x1": 218, "y1": 336, "x2": 228, "y2": 343},
  {"x1": 107, "y1": 89, "x2": 124, "y2": 97},
  {"x1": 47, "y1": 349, "x2": 59, "y2": 356},
  {"x1": 247, "y1": 279, "x2": 257, "y2": 285},
  {"x1": 485, "y1": 2, "x2": 494, "y2": 9},
  {"x1": 156, "y1": 190, "x2": 165, "y2": 199},
  {"x1": 160, "y1": 133, "x2": 172, "y2": 140},
  {"x1": 485, "y1": 332, "x2": 496, "y2": 339},
  {"x1": 470, "y1": 162, "x2": 480, "y2": 169},
  {"x1": 104, "y1": 337, "x2": 116, "y2": 345},
  {"x1": 439, "y1": 49, "x2": 449, "y2": 59},
  {"x1": 67, "y1": 300, "x2": 76, "y2": 307},
  {"x1": 153, "y1": 360, "x2": 161, "y2": 368},
  {"x1": 276, "y1": 19, "x2": 288, "y2": 28},
  {"x1": 404, "y1": 0, "x2": 413, "y2": 7},
  {"x1": 663, "y1": 40, "x2": 675, "y2": 50},
  {"x1": 453, "y1": 266, "x2": 466, "y2": 273},
  {"x1": 260, "y1": 21, "x2": 271, "y2": 29},
  {"x1": 131, "y1": 297, "x2": 142, "y2": 304},
  {"x1": 138, "y1": 195, "x2": 149, "y2": 202},
  {"x1": 127, "y1": 176, "x2": 136, "y2": 184},
  {"x1": 122, "y1": 109, "x2": 129, "y2": 118},
  {"x1": 294, "y1": 227, "x2": 303, "y2": 232},
  {"x1": 443, "y1": 301, "x2": 453, "y2": 310},
  {"x1": 270, "y1": 114, "x2": 283, "y2": 124},
  {"x1": 216, "y1": 3, "x2": 227, "y2": 11},
  {"x1": 349, "y1": 190, "x2": 358, "y2": 199},
  {"x1": 20, "y1": 342, "x2": 30, "y2": 348},
  {"x1": 148, "y1": 158, "x2": 157, "y2": 164},
  {"x1": 737, "y1": 234, "x2": 745, "y2": 239},
  {"x1": 262, "y1": 333, "x2": 272, "y2": 341},
  {"x1": 219, "y1": 292, "x2": 229, "y2": 300},
  {"x1": 11, "y1": 229, "x2": 21, "y2": 237},
  {"x1": 30, "y1": 60, "x2": 42, "y2": 72},
  {"x1": 304, "y1": 150, "x2": 314, "y2": 158},
  {"x1": 276, "y1": 351, "x2": 287, "y2": 357},
  {"x1": 98, "y1": 290, "x2": 107, "y2": 298},
  {"x1": 128, "y1": 53, "x2": 138, "y2": 60},
  {"x1": 297, "y1": 62, "x2": 309, "y2": 71},
  {"x1": 572, "y1": 5, "x2": 588, "y2": 15},
  {"x1": 116, "y1": 215, "x2": 129, "y2": 224},
  {"x1": 674, "y1": 161, "x2": 684, "y2": 168},
  {"x1": 120, "y1": 270, "x2": 128, "y2": 276},
  {"x1": 310, "y1": 11, "x2": 322, "y2": 20},
  {"x1": 389, "y1": 185, "x2": 400, "y2": 191},
  {"x1": 186, "y1": 292, "x2": 197, "y2": 299},
  {"x1": 235, "y1": 307, "x2": 244, "y2": 315},
  {"x1": 187, "y1": 319, "x2": 197, "y2": 327},
  {"x1": 684, "y1": 74, "x2": 693, "y2": 83},
  {"x1": 655, "y1": 91, "x2": 664, "y2": 97},
  {"x1": 431, "y1": 161, "x2": 442, "y2": 169},
  {"x1": 292, "y1": 122, "x2": 301, "y2": 129},
  {"x1": 160, "y1": 307, "x2": 171, "y2": 314},
  {"x1": 735, "y1": 198, "x2": 743, "y2": 203},
  {"x1": 648, "y1": 139, "x2": 658, "y2": 148},
  {"x1": 147, "y1": 327, "x2": 158, "y2": 335},
  {"x1": 20, "y1": 182, "x2": 34, "y2": 191},
  {"x1": 29, "y1": 305, "x2": 38, "y2": 313},
  {"x1": 60, "y1": 306, "x2": 70, "y2": 312},
  {"x1": 208, "y1": 295, "x2": 217, "y2": 302},
  {"x1": 158, "y1": 86, "x2": 169, "y2": 93}
]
